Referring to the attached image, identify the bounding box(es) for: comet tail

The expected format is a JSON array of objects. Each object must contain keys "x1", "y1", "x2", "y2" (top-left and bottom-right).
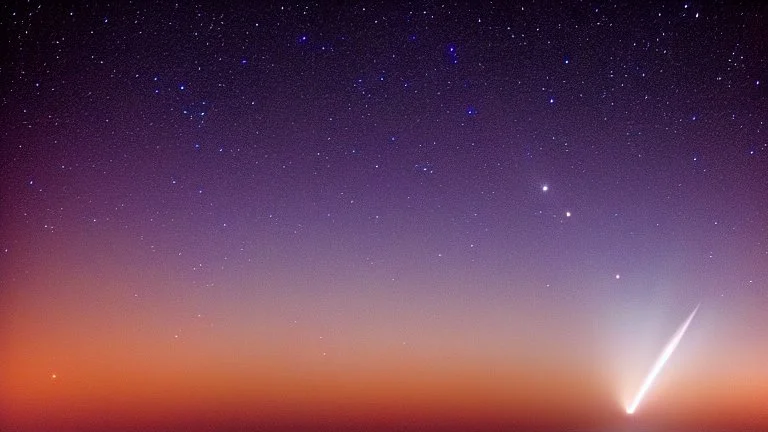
[{"x1": 626, "y1": 304, "x2": 700, "y2": 415}]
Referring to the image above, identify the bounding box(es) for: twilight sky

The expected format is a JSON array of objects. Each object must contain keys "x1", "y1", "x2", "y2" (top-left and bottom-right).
[{"x1": 1, "y1": 1, "x2": 767, "y2": 431}]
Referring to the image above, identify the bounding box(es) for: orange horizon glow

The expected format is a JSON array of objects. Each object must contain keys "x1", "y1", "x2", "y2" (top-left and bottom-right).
[{"x1": 3, "y1": 273, "x2": 768, "y2": 431}]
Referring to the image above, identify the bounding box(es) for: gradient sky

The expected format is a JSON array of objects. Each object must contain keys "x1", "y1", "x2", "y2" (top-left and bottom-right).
[{"x1": 1, "y1": 1, "x2": 767, "y2": 431}]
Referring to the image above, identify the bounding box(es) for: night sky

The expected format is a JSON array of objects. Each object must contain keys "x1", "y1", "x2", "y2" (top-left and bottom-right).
[{"x1": 1, "y1": 1, "x2": 767, "y2": 431}]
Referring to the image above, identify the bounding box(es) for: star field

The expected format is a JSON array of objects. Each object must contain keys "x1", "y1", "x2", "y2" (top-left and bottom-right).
[{"x1": 1, "y1": 2, "x2": 767, "y2": 432}]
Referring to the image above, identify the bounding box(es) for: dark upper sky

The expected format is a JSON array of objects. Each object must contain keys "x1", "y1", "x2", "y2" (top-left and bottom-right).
[{"x1": 1, "y1": 1, "x2": 767, "y2": 431}]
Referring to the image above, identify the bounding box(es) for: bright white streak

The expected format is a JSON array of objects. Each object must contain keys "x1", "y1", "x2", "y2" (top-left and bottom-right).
[{"x1": 626, "y1": 304, "x2": 700, "y2": 415}]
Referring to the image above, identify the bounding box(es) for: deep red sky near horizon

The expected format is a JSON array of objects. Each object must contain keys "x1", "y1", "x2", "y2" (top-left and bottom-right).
[{"x1": 1, "y1": 1, "x2": 767, "y2": 431}]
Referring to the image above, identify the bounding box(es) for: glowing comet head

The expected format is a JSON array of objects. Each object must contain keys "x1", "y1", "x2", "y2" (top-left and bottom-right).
[{"x1": 625, "y1": 304, "x2": 700, "y2": 415}]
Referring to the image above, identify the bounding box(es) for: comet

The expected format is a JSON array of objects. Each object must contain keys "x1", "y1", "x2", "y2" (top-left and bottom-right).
[{"x1": 626, "y1": 304, "x2": 700, "y2": 415}]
